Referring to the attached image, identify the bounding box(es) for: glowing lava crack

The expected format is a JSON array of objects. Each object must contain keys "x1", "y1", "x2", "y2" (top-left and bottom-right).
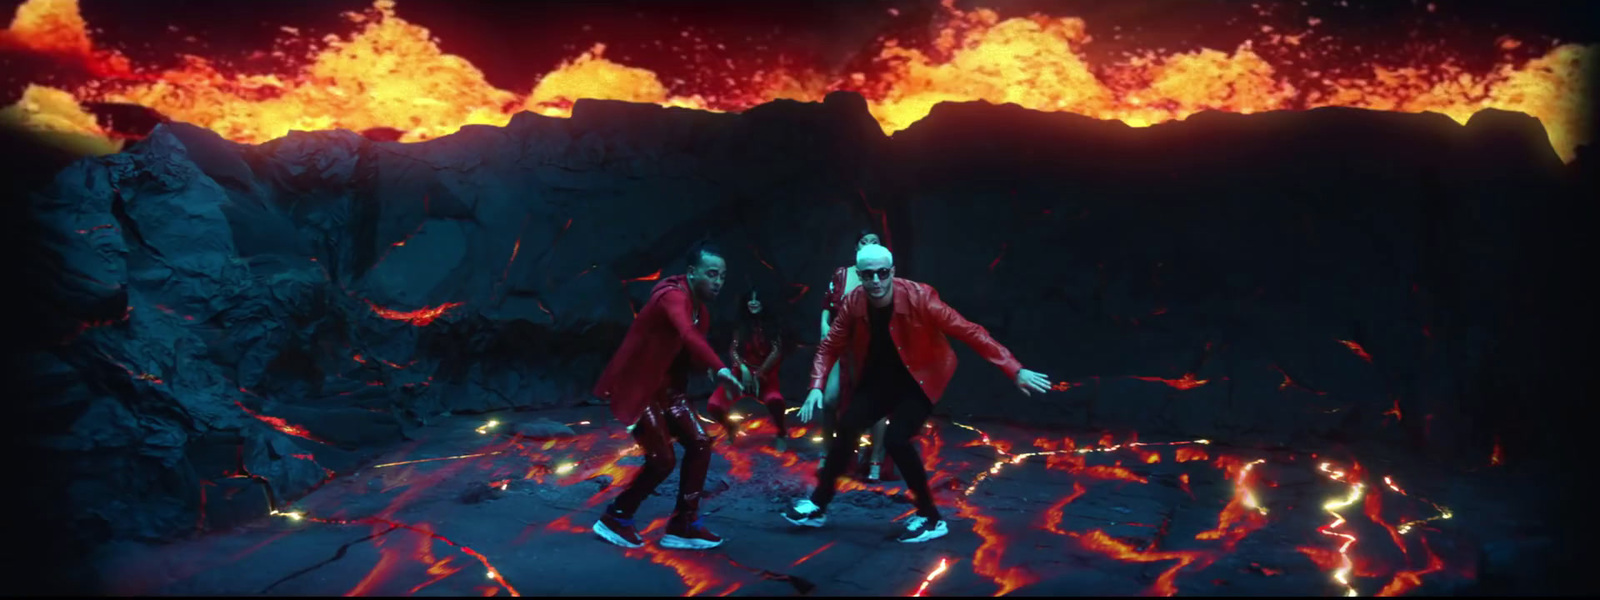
[{"x1": 148, "y1": 413, "x2": 1462, "y2": 596}]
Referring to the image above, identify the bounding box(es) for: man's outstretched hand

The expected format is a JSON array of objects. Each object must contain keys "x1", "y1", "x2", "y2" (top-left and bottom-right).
[
  {"x1": 716, "y1": 367, "x2": 744, "y2": 396},
  {"x1": 1015, "y1": 368, "x2": 1051, "y2": 396},
  {"x1": 799, "y1": 388, "x2": 825, "y2": 423}
]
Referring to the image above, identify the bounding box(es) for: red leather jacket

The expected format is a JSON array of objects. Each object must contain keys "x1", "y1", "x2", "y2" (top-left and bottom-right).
[
  {"x1": 808, "y1": 278, "x2": 1023, "y2": 407},
  {"x1": 593, "y1": 274, "x2": 726, "y2": 427}
]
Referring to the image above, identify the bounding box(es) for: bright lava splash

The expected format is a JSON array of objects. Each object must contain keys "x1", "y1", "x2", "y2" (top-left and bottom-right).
[{"x1": 1, "y1": 0, "x2": 1593, "y2": 161}]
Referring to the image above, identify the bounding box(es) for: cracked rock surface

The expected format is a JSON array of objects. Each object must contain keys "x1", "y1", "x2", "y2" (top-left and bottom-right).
[{"x1": 91, "y1": 406, "x2": 1544, "y2": 596}]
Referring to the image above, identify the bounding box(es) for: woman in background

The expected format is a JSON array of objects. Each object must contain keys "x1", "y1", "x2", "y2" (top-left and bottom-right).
[
  {"x1": 707, "y1": 288, "x2": 791, "y2": 450},
  {"x1": 819, "y1": 229, "x2": 896, "y2": 482}
]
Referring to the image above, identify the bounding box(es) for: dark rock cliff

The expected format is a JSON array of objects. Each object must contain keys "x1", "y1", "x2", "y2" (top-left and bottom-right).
[{"x1": 9, "y1": 91, "x2": 1594, "y2": 592}]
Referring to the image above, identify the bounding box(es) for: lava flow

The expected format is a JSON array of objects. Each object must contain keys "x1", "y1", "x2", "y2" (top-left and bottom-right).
[
  {"x1": 911, "y1": 557, "x2": 956, "y2": 597},
  {"x1": 157, "y1": 404, "x2": 1474, "y2": 596},
  {"x1": 1314, "y1": 462, "x2": 1368, "y2": 597},
  {"x1": 268, "y1": 508, "x2": 521, "y2": 597},
  {"x1": 1, "y1": 0, "x2": 1592, "y2": 162},
  {"x1": 365, "y1": 299, "x2": 465, "y2": 327}
]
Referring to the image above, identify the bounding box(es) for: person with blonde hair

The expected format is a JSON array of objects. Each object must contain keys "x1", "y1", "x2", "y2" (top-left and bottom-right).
[
  {"x1": 784, "y1": 243, "x2": 1052, "y2": 543},
  {"x1": 819, "y1": 228, "x2": 895, "y2": 481}
]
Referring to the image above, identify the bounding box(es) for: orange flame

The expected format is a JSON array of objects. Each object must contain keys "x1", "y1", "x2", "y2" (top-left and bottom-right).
[
  {"x1": 3, "y1": 0, "x2": 89, "y2": 54},
  {"x1": 0, "y1": 84, "x2": 123, "y2": 155},
  {"x1": 4, "y1": 0, "x2": 1593, "y2": 162}
]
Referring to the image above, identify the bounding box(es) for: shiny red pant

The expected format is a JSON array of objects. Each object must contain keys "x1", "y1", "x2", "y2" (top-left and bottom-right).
[
  {"x1": 608, "y1": 391, "x2": 712, "y2": 521},
  {"x1": 706, "y1": 367, "x2": 787, "y2": 437}
]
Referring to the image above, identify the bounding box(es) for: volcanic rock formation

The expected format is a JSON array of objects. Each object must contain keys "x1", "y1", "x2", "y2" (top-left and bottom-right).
[{"x1": 11, "y1": 91, "x2": 1595, "y2": 593}]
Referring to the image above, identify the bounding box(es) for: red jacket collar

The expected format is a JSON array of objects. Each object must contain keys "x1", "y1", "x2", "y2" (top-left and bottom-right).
[{"x1": 851, "y1": 278, "x2": 910, "y2": 316}]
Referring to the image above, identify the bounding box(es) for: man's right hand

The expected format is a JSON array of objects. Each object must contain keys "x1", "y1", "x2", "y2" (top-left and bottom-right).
[
  {"x1": 716, "y1": 368, "x2": 744, "y2": 395},
  {"x1": 799, "y1": 388, "x2": 825, "y2": 423}
]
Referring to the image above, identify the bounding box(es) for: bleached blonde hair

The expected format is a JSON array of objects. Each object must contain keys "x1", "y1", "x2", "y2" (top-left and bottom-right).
[{"x1": 856, "y1": 243, "x2": 894, "y2": 266}]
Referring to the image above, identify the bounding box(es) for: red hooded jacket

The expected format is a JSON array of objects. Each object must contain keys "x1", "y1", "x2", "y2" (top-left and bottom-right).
[
  {"x1": 808, "y1": 278, "x2": 1022, "y2": 409},
  {"x1": 593, "y1": 274, "x2": 726, "y2": 427}
]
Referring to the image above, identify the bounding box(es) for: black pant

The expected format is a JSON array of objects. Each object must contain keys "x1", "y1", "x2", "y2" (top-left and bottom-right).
[
  {"x1": 608, "y1": 391, "x2": 712, "y2": 522},
  {"x1": 809, "y1": 376, "x2": 940, "y2": 519}
]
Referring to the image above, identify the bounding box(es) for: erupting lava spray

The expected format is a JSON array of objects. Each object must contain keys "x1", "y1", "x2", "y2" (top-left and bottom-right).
[{"x1": 1, "y1": 0, "x2": 1592, "y2": 161}]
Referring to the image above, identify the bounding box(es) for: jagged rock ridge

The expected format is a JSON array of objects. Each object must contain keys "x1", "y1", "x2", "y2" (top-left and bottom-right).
[{"x1": 16, "y1": 92, "x2": 1593, "y2": 591}]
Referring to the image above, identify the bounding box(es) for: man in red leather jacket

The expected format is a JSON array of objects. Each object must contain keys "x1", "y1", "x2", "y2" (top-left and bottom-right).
[
  {"x1": 820, "y1": 229, "x2": 895, "y2": 481},
  {"x1": 783, "y1": 244, "x2": 1053, "y2": 543},
  {"x1": 591, "y1": 241, "x2": 744, "y2": 551}
]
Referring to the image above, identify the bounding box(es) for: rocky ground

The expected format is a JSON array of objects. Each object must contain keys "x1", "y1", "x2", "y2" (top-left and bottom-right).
[{"x1": 90, "y1": 401, "x2": 1535, "y2": 597}]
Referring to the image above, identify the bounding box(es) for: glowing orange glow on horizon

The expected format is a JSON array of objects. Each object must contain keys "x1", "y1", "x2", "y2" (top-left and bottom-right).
[{"x1": 1, "y1": 0, "x2": 1591, "y2": 163}]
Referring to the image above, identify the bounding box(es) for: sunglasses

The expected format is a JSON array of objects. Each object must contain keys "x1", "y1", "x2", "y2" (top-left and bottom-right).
[{"x1": 856, "y1": 267, "x2": 893, "y2": 281}]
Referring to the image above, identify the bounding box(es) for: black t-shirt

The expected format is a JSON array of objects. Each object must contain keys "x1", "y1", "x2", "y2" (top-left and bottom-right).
[{"x1": 857, "y1": 300, "x2": 917, "y2": 393}]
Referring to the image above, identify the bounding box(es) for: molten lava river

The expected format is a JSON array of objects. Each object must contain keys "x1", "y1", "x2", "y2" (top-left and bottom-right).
[{"x1": 98, "y1": 405, "x2": 1474, "y2": 597}]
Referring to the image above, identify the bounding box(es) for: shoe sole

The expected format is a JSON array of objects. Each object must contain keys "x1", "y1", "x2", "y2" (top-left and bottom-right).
[
  {"x1": 782, "y1": 514, "x2": 827, "y2": 528},
  {"x1": 592, "y1": 521, "x2": 644, "y2": 549},
  {"x1": 898, "y1": 526, "x2": 950, "y2": 544},
  {"x1": 660, "y1": 534, "x2": 724, "y2": 550}
]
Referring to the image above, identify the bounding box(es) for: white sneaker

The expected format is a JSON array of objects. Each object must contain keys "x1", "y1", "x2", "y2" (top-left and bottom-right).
[
  {"x1": 782, "y1": 499, "x2": 827, "y2": 527},
  {"x1": 896, "y1": 515, "x2": 949, "y2": 543}
]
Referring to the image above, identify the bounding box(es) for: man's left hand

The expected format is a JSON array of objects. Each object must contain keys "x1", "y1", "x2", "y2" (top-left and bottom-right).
[{"x1": 1015, "y1": 368, "x2": 1051, "y2": 396}]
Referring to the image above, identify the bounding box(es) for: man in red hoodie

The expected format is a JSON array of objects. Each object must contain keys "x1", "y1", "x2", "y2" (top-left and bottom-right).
[
  {"x1": 783, "y1": 243, "x2": 1052, "y2": 543},
  {"x1": 591, "y1": 241, "x2": 743, "y2": 550}
]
